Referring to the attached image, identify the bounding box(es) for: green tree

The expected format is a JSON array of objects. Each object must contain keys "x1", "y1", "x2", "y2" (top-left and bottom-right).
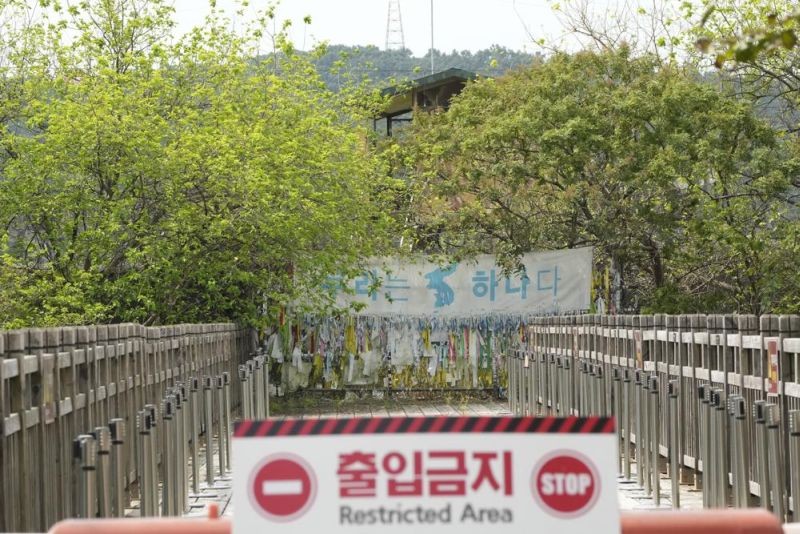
[
  {"x1": 683, "y1": 1, "x2": 800, "y2": 131},
  {"x1": 402, "y1": 49, "x2": 798, "y2": 313},
  {"x1": 0, "y1": 0, "x2": 399, "y2": 327}
]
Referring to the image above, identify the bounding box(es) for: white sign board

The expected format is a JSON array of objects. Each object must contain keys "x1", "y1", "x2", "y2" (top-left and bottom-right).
[
  {"x1": 325, "y1": 247, "x2": 592, "y2": 316},
  {"x1": 233, "y1": 416, "x2": 619, "y2": 533}
]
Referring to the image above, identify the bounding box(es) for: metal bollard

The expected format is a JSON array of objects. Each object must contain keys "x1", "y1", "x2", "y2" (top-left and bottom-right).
[
  {"x1": 564, "y1": 357, "x2": 573, "y2": 415},
  {"x1": 728, "y1": 396, "x2": 741, "y2": 508},
  {"x1": 754, "y1": 400, "x2": 771, "y2": 510},
  {"x1": 587, "y1": 362, "x2": 596, "y2": 415},
  {"x1": 713, "y1": 388, "x2": 727, "y2": 508},
  {"x1": 789, "y1": 410, "x2": 800, "y2": 523},
  {"x1": 622, "y1": 368, "x2": 631, "y2": 479},
  {"x1": 634, "y1": 370, "x2": 645, "y2": 487},
  {"x1": 109, "y1": 418, "x2": 126, "y2": 517},
  {"x1": 239, "y1": 365, "x2": 250, "y2": 420},
  {"x1": 515, "y1": 351, "x2": 523, "y2": 415},
  {"x1": 539, "y1": 352, "x2": 549, "y2": 415},
  {"x1": 508, "y1": 350, "x2": 515, "y2": 414},
  {"x1": 548, "y1": 354, "x2": 557, "y2": 415},
  {"x1": 668, "y1": 380, "x2": 680, "y2": 508},
  {"x1": 190, "y1": 377, "x2": 200, "y2": 495},
  {"x1": 612, "y1": 368, "x2": 622, "y2": 473},
  {"x1": 94, "y1": 426, "x2": 112, "y2": 517},
  {"x1": 595, "y1": 365, "x2": 604, "y2": 416},
  {"x1": 554, "y1": 356, "x2": 562, "y2": 415},
  {"x1": 704, "y1": 386, "x2": 716, "y2": 507},
  {"x1": 161, "y1": 396, "x2": 176, "y2": 516},
  {"x1": 526, "y1": 352, "x2": 534, "y2": 416},
  {"x1": 74, "y1": 434, "x2": 98, "y2": 519},
  {"x1": 144, "y1": 404, "x2": 159, "y2": 516},
  {"x1": 136, "y1": 410, "x2": 153, "y2": 517},
  {"x1": 204, "y1": 376, "x2": 215, "y2": 485},
  {"x1": 530, "y1": 351, "x2": 539, "y2": 416},
  {"x1": 641, "y1": 371, "x2": 652, "y2": 495},
  {"x1": 729, "y1": 395, "x2": 749, "y2": 508},
  {"x1": 264, "y1": 354, "x2": 270, "y2": 417},
  {"x1": 216, "y1": 375, "x2": 226, "y2": 475},
  {"x1": 698, "y1": 384, "x2": 709, "y2": 508},
  {"x1": 649, "y1": 375, "x2": 661, "y2": 505},
  {"x1": 223, "y1": 372, "x2": 232, "y2": 469},
  {"x1": 766, "y1": 402, "x2": 785, "y2": 520},
  {"x1": 174, "y1": 386, "x2": 188, "y2": 513}
]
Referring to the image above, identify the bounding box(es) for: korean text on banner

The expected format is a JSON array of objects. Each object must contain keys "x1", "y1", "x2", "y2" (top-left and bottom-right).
[
  {"x1": 324, "y1": 247, "x2": 592, "y2": 316},
  {"x1": 233, "y1": 415, "x2": 619, "y2": 534}
]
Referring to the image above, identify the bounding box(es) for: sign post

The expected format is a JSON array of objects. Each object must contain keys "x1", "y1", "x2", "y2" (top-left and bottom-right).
[{"x1": 234, "y1": 416, "x2": 619, "y2": 533}]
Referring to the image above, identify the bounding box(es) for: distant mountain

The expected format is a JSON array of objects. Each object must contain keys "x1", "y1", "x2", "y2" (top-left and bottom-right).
[{"x1": 311, "y1": 44, "x2": 541, "y2": 90}]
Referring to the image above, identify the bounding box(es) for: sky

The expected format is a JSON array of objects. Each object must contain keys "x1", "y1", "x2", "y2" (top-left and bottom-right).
[{"x1": 171, "y1": 0, "x2": 588, "y2": 56}]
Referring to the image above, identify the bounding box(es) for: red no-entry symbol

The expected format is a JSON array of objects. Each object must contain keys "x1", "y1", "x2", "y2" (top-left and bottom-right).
[
  {"x1": 250, "y1": 454, "x2": 317, "y2": 522},
  {"x1": 532, "y1": 451, "x2": 599, "y2": 518}
]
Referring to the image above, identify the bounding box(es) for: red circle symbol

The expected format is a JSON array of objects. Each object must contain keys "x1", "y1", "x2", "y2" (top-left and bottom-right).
[
  {"x1": 532, "y1": 452, "x2": 599, "y2": 518},
  {"x1": 250, "y1": 455, "x2": 317, "y2": 522}
]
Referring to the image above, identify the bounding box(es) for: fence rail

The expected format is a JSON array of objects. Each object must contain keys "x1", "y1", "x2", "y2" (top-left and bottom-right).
[
  {"x1": 507, "y1": 314, "x2": 800, "y2": 521},
  {"x1": 0, "y1": 323, "x2": 258, "y2": 532}
]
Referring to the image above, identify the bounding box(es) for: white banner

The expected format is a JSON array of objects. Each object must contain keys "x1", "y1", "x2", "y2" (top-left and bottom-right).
[
  {"x1": 233, "y1": 416, "x2": 619, "y2": 534},
  {"x1": 326, "y1": 248, "x2": 592, "y2": 316}
]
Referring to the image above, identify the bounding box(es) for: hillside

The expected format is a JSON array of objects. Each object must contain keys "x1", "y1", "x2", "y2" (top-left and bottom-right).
[{"x1": 311, "y1": 44, "x2": 541, "y2": 90}]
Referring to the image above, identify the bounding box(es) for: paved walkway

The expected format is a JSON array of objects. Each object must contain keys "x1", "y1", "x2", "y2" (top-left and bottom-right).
[{"x1": 163, "y1": 399, "x2": 701, "y2": 519}]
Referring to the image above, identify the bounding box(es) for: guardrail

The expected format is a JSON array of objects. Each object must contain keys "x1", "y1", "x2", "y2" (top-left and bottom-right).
[
  {"x1": 0, "y1": 323, "x2": 260, "y2": 532},
  {"x1": 506, "y1": 314, "x2": 800, "y2": 521},
  {"x1": 42, "y1": 508, "x2": 787, "y2": 534}
]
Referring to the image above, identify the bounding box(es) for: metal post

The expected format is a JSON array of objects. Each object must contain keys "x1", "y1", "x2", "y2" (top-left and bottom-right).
[
  {"x1": 623, "y1": 368, "x2": 631, "y2": 479},
  {"x1": 754, "y1": 400, "x2": 771, "y2": 510},
  {"x1": 789, "y1": 410, "x2": 800, "y2": 523},
  {"x1": 204, "y1": 376, "x2": 215, "y2": 485},
  {"x1": 766, "y1": 402, "x2": 785, "y2": 520},
  {"x1": 109, "y1": 418, "x2": 126, "y2": 517},
  {"x1": 736, "y1": 395, "x2": 750, "y2": 509},
  {"x1": 597, "y1": 365, "x2": 606, "y2": 416},
  {"x1": 94, "y1": 426, "x2": 112, "y2": 517},
  {"x1": 174, "y1": 387, "x2": 187, "y2": 513},
  {"x1": 728, "y1": 396, "x2": 741, "y2": 508},
  {"x1": 161, "y1": 396, "x2": 175, "y2": 516},
  {"x1": 222, "y1": 372, "x2": 232, "y2": 469},
  {"x1": 635, "y1": 370, "x2": 645, "y2": 487},
  {"x1": 508, "y1": 350, "x2": 516, "y2": 414},
  {"x1": 713, "y1": 388, "x2": 726, "y2": 508},
  {"x1": 241, "y1": 364, "x2": 252, "y2": 420},
  {"x1": 729, "y1": 395, "x2": 749, "y2": 508},
  {"x1": 136, "y1": 410, "x2": 153, "y2": 517},
  {"x1": 553, "y1": 356, "x2": 561, "y2": 415},
  {"x1": 668, "y1": 380, "x2": 680, "y2": 508},
  {"x1": 190, "y1": 377, "x2": 200, "y2": 495},
  {"x1": 530, "y1": 348, "x2": 539, "y2": 416},
  {"x1": 216, "y1": 375, "x2": 226, "y2": 475},
  {"x1": 702, "y1": 384, "x2": 713, "y2": 507},
  {"x1": 564, "y1": 356, "x2": 571, "y2": 415},
  {"x1": 264, "y1": 353, "x2": 270, "y2": 417},
  {"x1": 642, "y1": 371, "x2": 652, "y2": 495},
  {"x1": 144, "y1": 404, "x2": 159, "y2": 516},
  {"x1": 698, "y1": 384, "x2": 709, "y2": 508},
  {"x1": 518, "y1": 350, "x2": 524, "y2": 414},
  {"x1": 74, "y1": 434, "x2": 97, "y2": 519},
  {"x1": 612, "y1": 367, "x2": 622, "y2": 473},
  {"x1": 649, "y1": 375, "x2": 660, "y2": 505}
]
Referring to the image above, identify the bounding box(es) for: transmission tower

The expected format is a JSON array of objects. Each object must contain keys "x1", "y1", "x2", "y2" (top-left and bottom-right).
[{"x1": 385, "y1": 0, "x2": 405, "y2": 51}]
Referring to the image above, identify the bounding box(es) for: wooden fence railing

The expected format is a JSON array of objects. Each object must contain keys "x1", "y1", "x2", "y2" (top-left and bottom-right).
[
  {"x1": 508, "y1": 314, "x2": 800, "y2": 520},
  {"x1": 0, "y1": 323, "x2": 256, "y2": 532}
]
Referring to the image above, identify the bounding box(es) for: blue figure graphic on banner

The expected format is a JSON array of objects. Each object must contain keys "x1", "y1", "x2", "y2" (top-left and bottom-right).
[{"x1": 424, "y1": 264, "x2": 457, "y2": 308}]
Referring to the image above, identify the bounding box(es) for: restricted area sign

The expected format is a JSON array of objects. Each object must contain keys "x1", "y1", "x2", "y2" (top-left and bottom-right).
[{"x1": 233, "y1": 416, "x2": 619, "y2": 534}]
